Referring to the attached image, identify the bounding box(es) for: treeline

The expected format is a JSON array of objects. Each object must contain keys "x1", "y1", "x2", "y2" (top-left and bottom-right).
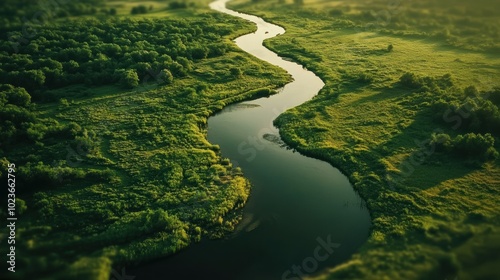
[
  {"x1": 0, "y1": 16, "x2": 233, "y2": 102},
  {"x1": 399, "y1": 72, "x2": 500, "y2": 161},
  {"x1": 0, "y1": 14, "x2": 244, "y2": 196},
  {"x1": 431, "y1": 132, "x2": 498, "y2": 161},
  {"x1": 0, "y1": 0, "x2": 106, "y2": 30}
]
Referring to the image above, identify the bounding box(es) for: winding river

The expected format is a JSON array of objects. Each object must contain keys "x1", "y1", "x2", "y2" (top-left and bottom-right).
[{"x1": 132, "y1": 1, "x2": 371, "y2": 279}]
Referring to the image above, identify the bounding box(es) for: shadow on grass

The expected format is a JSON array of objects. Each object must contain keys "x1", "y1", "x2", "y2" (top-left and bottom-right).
[
  {"x1": 348, "y1": 86, "x2": 407, "y2": 106},
  {"x1": 373, "y1": 105, "x2": 475, "y2": 191}
]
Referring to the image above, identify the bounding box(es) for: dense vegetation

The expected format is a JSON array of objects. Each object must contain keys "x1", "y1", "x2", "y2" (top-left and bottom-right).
[
  {"x1": 0, "y1": 0, "x2": 106, "y2": 30},
  {"x1": 230, "y1": 0, "x2": 500, "y2": 279},
  {"x1": 0, "y1": 1, "x2": 290, "y2": 279}
]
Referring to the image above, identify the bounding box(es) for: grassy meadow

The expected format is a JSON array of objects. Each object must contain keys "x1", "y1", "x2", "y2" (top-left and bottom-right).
[
  {"x1": 229, "y1": 0, "x2": 500, "y2": 279},
  {"x1": 1, "y1": 0, "x2": 499, "y2": 279}
]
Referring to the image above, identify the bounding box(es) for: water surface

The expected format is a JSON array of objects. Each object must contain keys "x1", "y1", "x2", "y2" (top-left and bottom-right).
[{"x1": 131, "y1": 1, "x2": 371, "y2": 279}]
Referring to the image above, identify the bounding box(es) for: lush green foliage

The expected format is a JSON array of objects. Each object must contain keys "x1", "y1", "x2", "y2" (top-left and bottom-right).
[
  {"x1": 0, "y1": 0, "x2": 106, "y2": 30},
  {"x1": 0, "y1": 15, "x2": 243, "y2": 96},
  {"x1": 230, "y1": 0, "x2": 500, "y2": 279},
  {"x1": 431, "y1": 132, "x2": 498, "y2": 160},
  {"x1": 0, "y1": 3, "x2": 290, "y2": 279}
]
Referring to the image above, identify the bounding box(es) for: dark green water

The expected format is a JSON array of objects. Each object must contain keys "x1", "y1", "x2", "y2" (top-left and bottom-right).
[{"x1": 131, "y1": 1, "x2": 371, "y2": 279}]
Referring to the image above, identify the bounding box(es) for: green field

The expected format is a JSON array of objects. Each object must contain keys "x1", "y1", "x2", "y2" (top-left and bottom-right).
[
  {"x1": 229, "y1": 0, "x2": 500, "y2": 279},
  {"x1": 1, "y1": 0, "x2": 500, "y2": 279},
  {"x1": 0, "y1": 1, "x2": 289, "y2": 279}
]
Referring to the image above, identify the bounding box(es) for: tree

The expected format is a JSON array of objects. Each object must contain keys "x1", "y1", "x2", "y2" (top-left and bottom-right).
[
  {"x1": 177, "y1": 57, "x2": 192, "y2": 72},
  {"x1": 190, "y1": 46, "x2": 209, "y2": 59},
  {"x1": 230, "y1": 67, "x2": 243, "y2": 78},
  {"x1": 488, "y1": 87, "x2": 500, "y2": 107},
  {"x1": 118, "y1": 69, "x2": 139, "y2": 89},
  {"x1": 169, "y1": 61, "x2": 187, "y2": 77},
  {"x1": 158, "y1": 69, "x2": 174, "y2": 85},
  {"x1": 453, "y1": 133, "x2": 497, "y2": 160},
  {"x1": 1, "y1": 86, "x2": 31, "y2": 107},
  {"x1": 399, "y1": 72, "x2": 422, "y2": 89},
  {"x1": 11, "y1": 70, "x2": 46, "y2": 91},
  {"x1": 169, "y1": 1, "x2": 187, "y2": 9},
  {"x1": 464, "y1": 85, "x2": 479, "y2": 97},
  {"x1": 131, "y1": 5, "x2": 148, "y2": 15}
]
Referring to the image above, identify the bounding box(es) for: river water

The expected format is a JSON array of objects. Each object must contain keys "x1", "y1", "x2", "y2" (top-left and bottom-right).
[{"x1": 131, "y1": 1, "x2": 370, "y2": 279}]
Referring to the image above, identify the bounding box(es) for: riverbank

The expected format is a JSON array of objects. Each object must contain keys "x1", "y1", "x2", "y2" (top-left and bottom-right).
[
  {"x1": 229, "y1": 0, "x2": 500, "y2": 279},
  {"x1": 129, "y1": 1, "x2": 370, "y2": 279},
  {"x1": 0, "y1": 2, "x2": 291, "y2": 279}
]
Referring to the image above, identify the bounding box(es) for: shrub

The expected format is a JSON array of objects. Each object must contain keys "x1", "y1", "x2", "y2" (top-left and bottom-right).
[
  {"x1": 487, "y1": 87, "x2": 500, "y2": 106},
  {"x1": 131, "y1": 5, "x2": 148, "y2": 15},
  {"x1": 430, "y1": 133, "x2": 453, "y2": 152},
  {"x1": 158, "y1": 69, "x2": 174, "y2": 85},
  {"x1": 453, "y1": 133, "x2": 497, "y2": 160},
  {"x1": 464, "y1": 85, "x2": 479, "y2": 97},
  {"x1": 229, "y1": 67, "x2": 243, "y2": 78},
  {"x1": 432, "y1": 132, "x2": 498, "y2": 161},
  {"x1": 399, "y1": 72, "x2": 423, "y2": 89},
  {"x1": 399, "y1": 73, "x2": 454, "y2": 91},
  {"x1": 117, "y1": 69, "x2": 139, "y2": 89},
  {"x1": 169, "y1": 1, "x2": 188, "y2": 9},
  {"x1": 0, "y1": 85, "x2": 31, "y2": 107}
]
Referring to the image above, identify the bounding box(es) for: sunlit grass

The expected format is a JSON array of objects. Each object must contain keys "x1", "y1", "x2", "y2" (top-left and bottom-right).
[{"x1": 231, "y1": 0, "x2": 500, "y2": 279}]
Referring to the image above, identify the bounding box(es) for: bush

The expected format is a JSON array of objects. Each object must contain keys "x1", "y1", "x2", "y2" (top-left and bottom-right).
[
  {"x1": 453, "y1": 133, "x2": 497, "y2": 160},
  {"x1": 169, "y1": 1, "x2": 188, "y2": 9},
  {"x1": 487, "y1": 87, "x2": 500, "y2": 107},
  {"x1": 430, "y1": 133, "x2": 453, "y2": 152},
  {"x1": 399, "y1": 72, "x2": 454, "y2": 91},
  {"x1": 117, "y1": 69, "x2": 139, "y2": 89},
  {"x1": 158, "y1": 69, "x2": 174, "y2": 85},
  {"x1": 229, "y1": 67, "x2": 243, "y2": 78},
  {"x1": 399, "y1": 72, "x2": 423, "y2": 89},
  {"x1": 0, "y1": 85, "x2": 31, "y2": 107},
  {"x1": 431, "y1": 132, "x2": 498, "y2": 161},
  {"x1": 464, "y1": 85, "x2": 479, "y2": 97},
  {"x1": 131, "y1": 5, "x2": 148, "y2": 15}
]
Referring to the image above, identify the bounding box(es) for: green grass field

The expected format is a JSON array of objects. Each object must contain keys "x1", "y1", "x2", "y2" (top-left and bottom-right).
[
  {"x1": 1, "y1": 0, "x2": 499, "y2": 278},
  {"x1": 229, "y1": 0, "x2": 500, "y2": 279}
]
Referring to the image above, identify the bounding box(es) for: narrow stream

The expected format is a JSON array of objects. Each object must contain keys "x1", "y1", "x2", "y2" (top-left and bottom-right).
[{"x1": 131, "y1": 1, "x2": 371, "y2": 279}]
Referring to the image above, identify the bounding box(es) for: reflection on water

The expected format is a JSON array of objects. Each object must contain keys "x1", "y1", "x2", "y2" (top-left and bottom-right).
[{"x1": 131, "y1": 1, "x2": 371, "y2": 279}]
